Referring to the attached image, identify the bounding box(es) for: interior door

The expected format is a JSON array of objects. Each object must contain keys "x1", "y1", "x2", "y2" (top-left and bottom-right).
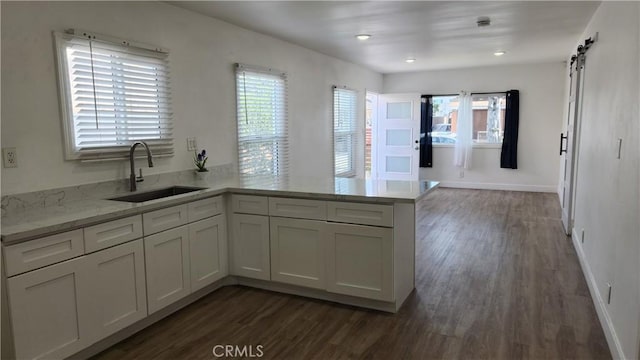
[
  {"x1": 561, "y1": 54, "x2": 585, "y2": 234},
  {"x1": 376, "y1": 94, "x2": 421, "y2": 180}
]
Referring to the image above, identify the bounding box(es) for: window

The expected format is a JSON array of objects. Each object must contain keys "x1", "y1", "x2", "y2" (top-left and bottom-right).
[
  {"x1": 235, "y1": 64, "x2": 288, "y2": 177},
  {"x1": 333, "y1": 86, "x2": 357, "y2": 177},
  {"x1": 54, "y1": 31, "x2": 173, "y2": 160},
  {"x1": 431, "y1": 94, "x2": 506, "y2": 145}
]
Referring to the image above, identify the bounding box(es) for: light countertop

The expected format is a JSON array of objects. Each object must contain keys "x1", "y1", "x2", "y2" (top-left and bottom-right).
[{"x1": 1, "y1": 175, "x2": 439, "y2": 245}]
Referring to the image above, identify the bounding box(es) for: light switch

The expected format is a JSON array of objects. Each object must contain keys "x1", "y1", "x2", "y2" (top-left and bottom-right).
[{"x1": 187, "y1": 138, "x2": 197, "y2": 151}]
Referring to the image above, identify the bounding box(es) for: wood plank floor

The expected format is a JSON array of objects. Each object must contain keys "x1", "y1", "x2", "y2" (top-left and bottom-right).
[{"x1": 94, "y1": 189, "x2": 610, "y2": 360}]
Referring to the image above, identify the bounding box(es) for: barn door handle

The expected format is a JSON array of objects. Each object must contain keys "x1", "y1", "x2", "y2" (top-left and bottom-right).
[{"x1": 559, "y1": 133, "x2": 568, "y2": 155}]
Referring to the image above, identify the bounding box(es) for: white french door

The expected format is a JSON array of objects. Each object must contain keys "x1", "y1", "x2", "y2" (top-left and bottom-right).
[
  {"x1": 375, "y1": 94, "x2": 421, "y2": 180},
  {"x1": 561, "y1": 54, "x2": 585, "y2": 234}
]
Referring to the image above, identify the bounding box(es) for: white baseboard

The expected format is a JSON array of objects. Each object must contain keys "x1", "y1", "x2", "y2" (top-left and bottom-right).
[
  {"x1": 571, "y1": 231, "x2": 625, "y2": 359},
  {"x1": 437, "y1": 181, "x2": 556, "y2": 193}
]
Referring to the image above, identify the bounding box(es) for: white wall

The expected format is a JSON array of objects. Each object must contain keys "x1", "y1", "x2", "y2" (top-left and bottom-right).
[
  {"x1": 383, "y1": 62, "x2": 566, "y2": 192},
  {"x1": 0, "y1": 1, "x2": 382, "y2": 195},
  {"x1": 568, "y1": 2, "x2": 640, "y2": 359}
]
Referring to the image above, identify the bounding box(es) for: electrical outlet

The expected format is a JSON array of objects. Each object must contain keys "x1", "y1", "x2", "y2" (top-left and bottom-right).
[
  {"x1": 2, "y1": 148, "x2": 17, "y2": 168},
  {"x1": 187, "y1": 137, "x2": 197, "y2": 151}
]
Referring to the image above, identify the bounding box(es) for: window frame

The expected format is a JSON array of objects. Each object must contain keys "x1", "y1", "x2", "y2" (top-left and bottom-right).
[
  {"x1": 235, "y1": 64, "x2": 289, "y2": 178},
  {"x1": 54, "y1": 30, "x2": 173, "y2": 161},
  {"x1": 430, "y1": 93, "x2": 506, "y2": 149},
  {"x1": 332, "y1": 86, "x2": 358, "y2": 178}
]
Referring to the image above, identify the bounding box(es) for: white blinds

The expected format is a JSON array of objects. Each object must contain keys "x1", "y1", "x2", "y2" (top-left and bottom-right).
[
  {"x1": 333, "y1": 87, "x2": 358, "y2": 177},
  {"x1": 55, "y1": 32, "x2": 173, "y2": 160},
  {"x1": 235, "y1": 64, "x2": 289, "y2": 177}
]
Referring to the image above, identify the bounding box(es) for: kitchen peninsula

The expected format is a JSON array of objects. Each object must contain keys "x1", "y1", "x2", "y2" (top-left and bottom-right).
[{"x1": 1, "y1": 173, "x2": 438, "y2": 359}]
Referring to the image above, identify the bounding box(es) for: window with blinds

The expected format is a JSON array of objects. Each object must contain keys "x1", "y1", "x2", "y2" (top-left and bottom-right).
[
  {"x1": 54, "y1": 31, "x2": 173, "y2": 160},
  {"x1": 333, "y1": 86, "x2": 358, "y2": 177},
  {"x1": 235, "y1": 64, "x2": 289, "y2": 177}
]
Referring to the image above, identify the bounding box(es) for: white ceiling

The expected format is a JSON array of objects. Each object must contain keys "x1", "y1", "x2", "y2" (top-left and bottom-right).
[{"x1": 169, "y1": 1, "x2": 599, "y2": 74}]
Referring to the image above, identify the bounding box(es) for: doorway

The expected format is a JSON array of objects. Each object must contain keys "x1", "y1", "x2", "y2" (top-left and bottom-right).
[{"x1": 369, "y1": 93, "x2": 421, "y2": 180}]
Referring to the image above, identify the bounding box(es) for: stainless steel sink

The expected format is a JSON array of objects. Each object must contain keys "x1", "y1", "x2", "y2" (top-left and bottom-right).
[{"x1": 108, "y1": 186, "x2": 206, "y2": 203}]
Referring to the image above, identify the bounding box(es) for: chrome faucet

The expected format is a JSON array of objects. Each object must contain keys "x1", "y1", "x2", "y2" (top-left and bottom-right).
[{"x1": 129, "y1": 141, "x2": 154, "y2": 192}]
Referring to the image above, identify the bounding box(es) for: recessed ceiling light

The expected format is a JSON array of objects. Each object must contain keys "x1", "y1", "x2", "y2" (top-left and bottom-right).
[
  {"x1": 494, "y1": 51, "x2": 506, "y2": 56},
  {"x1": 405, "y1": 58, "x2": 416, "y2": 63},
  {"x1": 356, "y1": 34, "x2": 371, "y2": 40}
]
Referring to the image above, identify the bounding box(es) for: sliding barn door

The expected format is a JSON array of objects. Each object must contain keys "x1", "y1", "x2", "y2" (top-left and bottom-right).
[{"x1": 560, "y1": 54, "x2": 586, "y2": 234}]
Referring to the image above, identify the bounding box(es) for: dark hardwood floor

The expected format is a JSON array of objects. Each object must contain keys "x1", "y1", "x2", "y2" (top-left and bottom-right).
[{"x1": 94, "y1": 189, "x2": 610, "y2": 360}]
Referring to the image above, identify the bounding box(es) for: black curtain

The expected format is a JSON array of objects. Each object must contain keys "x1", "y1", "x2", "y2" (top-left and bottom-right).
[
  {"x1": 500, "y1": 90, "x2": 519, "y2": 169},
  {"x1": 419, "y1": 95, "x2": 433, "y2": 167}
]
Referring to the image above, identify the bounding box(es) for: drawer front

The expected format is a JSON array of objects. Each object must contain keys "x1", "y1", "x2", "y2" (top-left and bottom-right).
[
  {"x1": 269, "y1": 197, "x2": 327, "y2": 221},
  {"x1": 143, "y1": 204, "x2": 188, "y2": 235},
  {"x1": 4, "y1": 229, "x2": 84, "y2": 277},
  {"x1": 327, "y1": 202, "x2": 393, "y2": 227},
  {"x1": 231, "y1": 194, "x2": 268, "y2": 215},
  {"x1": 84, "y1": 215, "x2": 143, "y2": 253},
  {"x1": 188, "y1": 196, "x2": 223, "y2": 222}
]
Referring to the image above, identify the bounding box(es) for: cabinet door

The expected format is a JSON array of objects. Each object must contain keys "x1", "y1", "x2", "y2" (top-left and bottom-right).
[
  {"x1": 7, "y1": 257, "x2": 91, "y2": 360},
  {"x1": 270, "y1": 217, "x2": 326, "y2": 289},
  {"x1": 189, "y1": 215, "x2": 227, "y2": 292},
  {"x1": 230, "y1": 214, "x2": 270, "y2": 280},
  {"x1": 326, "y1": 223, "x2": 394, "y2": 301},
  {"x1": 85, "y1": 239, "x2": 147, "y2": 340},
  {"x1": 144, "y1": 226, "x2": 190, "y2": 314}
]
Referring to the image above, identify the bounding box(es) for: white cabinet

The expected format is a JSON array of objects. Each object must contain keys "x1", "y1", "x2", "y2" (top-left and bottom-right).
[
  {"x1": 144, "y1": 226, "x2": 190, "y2": 314},
  {"x1": 189, "y1": 215, "x2": 227, "y2": 292},
  {"x1": 230, "y1": 196, "x2": 400, "y2": 303},
  {"x1": 187, "y1": 196, "x2": 223, "y2": 222},
  {"x1": 270, "y1": 217, "x2": 326, "y2": 289},
  {"x1": 4, "y1": 229, "x2": 84, "y2": 277},
  {"x1": 84, "y1": 215, "x2": 142, "y2": 253},
  {"x1": 327, "y1": 202, "x2": 393, "y2": 227},
  {"x1": 269, "y1": 197, "x2": 327, "y2": 221},
  {"x1": 230, "y1": 214, "x2": 270, "y2": 280},
  {"x1": 231, "y1": 194, "x2": 269, "y2": 215},
  {"x1": 7, "y1": 256, "x2": 92, "y2": 360},
  {"x1": 326, "y1": 223, "x2": 394, "y2": 301},
  {"x1": 4, "y1": 195, "x2": 229, "y2": 359},
  {"x1": 143, "y1": 204, "x2": 188, "y2": 235},
  {"x1": 145, "y1": 209, "x2": 227, "y2": 313},
  {"x1": 85, "y1": 239, "x2": 147, "y2": 340}
]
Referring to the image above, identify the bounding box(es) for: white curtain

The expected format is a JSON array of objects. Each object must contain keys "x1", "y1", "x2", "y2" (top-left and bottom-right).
[{"x1": 454, "y1": 91, "x2": 473, "y2": 169}]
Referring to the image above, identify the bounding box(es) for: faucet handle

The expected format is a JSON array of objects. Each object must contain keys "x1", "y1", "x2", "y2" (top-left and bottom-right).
[{"x1": 136, "y1": 168, "x2": 144, "y2": 183}]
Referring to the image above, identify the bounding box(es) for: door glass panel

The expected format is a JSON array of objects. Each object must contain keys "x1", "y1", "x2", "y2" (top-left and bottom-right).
[
  {"x1": 386, "y1": 129, "x2": 411, "y2": 146},
  {"x1": 386, "y1": 156, "x2": 410, "y2": 173},
  {"x1": 386, "y1": 102, "x2": 411, "y2": 119}
]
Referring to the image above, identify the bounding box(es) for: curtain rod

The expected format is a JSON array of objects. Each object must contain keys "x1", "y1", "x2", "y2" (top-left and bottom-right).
[
  {"x1": 424, "y1": 91, "x2": 507, "y2": 97},
  {"x1": 472, "y1": 91, "x2": 507, "y2": 95}
]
